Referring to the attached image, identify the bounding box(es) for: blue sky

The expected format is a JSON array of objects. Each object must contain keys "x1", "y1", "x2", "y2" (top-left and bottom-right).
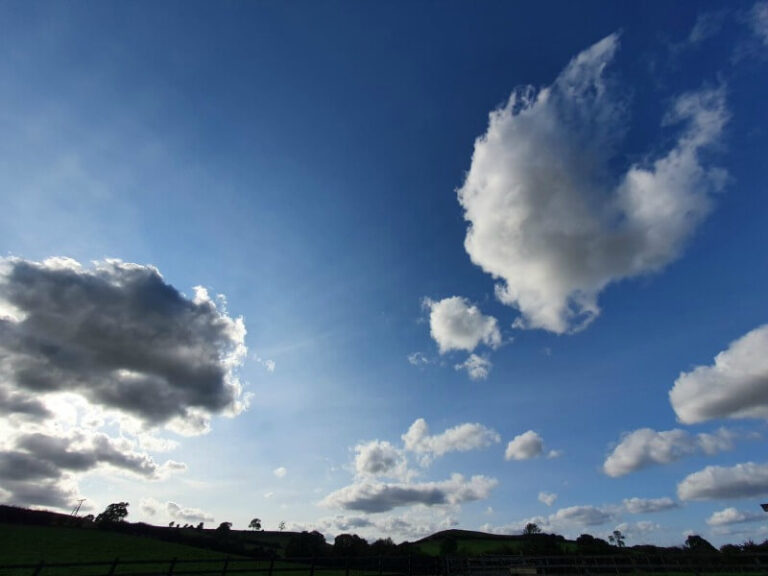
[{"x1": 1, "y1": 0, "x2": 768, "y2": 547}]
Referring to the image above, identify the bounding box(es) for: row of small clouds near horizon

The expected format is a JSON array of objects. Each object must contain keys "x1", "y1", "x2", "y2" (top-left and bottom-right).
[{"x1": 1, "y1": 3, "x2": 768, "y2": 544}]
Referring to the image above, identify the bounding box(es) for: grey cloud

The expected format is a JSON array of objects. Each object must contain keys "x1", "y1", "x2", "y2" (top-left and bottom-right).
[
  {"x1": 0, "y1": 478, "x2": 77, "y2": 508},
  {"x1": 321, "y1": 474, "x2": 497, "y2": 513},
  {"x1": 0, "y1": 258, "x2": 247, "y2": 429},
  {"x1": 552, "y1": 505, "x2": 615, "y2": 527},
  {"x1": 354, "y1": 441, "x2": 405, "y2": 478},
  {"x1": 0, "y1": 430, "x2": 169, "y2": 510},
  {"x1": 15, "y1": 432, "x2": 158, "y2": 477},
  {"x1": 0, "y1": 387, "x2": 51, "y2": 419},
  {"x1": 622, "y1": 497, "x2": 679, "y2": 514},
  {"x1": 0, "y1": 452, "x2": 62, "y2": 481}
]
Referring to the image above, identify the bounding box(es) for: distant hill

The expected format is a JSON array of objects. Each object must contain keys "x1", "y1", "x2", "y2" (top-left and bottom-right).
[{"x1": 417, "y1": 529, "x2": 525, "y2": 543}]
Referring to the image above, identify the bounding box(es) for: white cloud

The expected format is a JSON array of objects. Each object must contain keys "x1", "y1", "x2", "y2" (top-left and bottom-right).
[
  {"x1": 688, "y1": 10, "x2": 728, "y2": 44},
  {"x1": 538, "y1": 491, "x2": 557, "y2": 506},
  {"x1": 622, "y1": 497, "x2": 678, "y2": 514},
  {"x1": 423, "y1": 297, "x2": 501, "y2": 353},
  {"x1": 255, "y1": 357, "x2": 276, "y2": 373},
  {"x1": 678, "y1": 462, "x2": 768, "y2": 500},
  {"x1": 454, "y1": 354, "x2": 492, "y2": 381},
  {"x1": 505, "y1": 430, "x2": 556, "y2": 461},
  {"x1": 321, "y1": 474, "x2": 497, "y2": 513},
  {"x1": 273, "y1": 466, "x2": 287, "y2": 478},
  {"x1": 614, "y1": 520, "x2": 661, "y2": 541},
  {"x1": 457, "y1": 33, "x2": 728, "y2": 333},
  {"x1": 670, "y1": 325, "x2": 768, "y2": 424},
  {"x1": 603, "y1": 427, "x2": 735, "y2": 477},
  {"x1": 166, "y1": 501, "x2": 215, "y2": 524},
  {"x1": 139, "y1": 497, "x2": 214, "y2": 524},
  {"x1": 707, "y1": 507, "x2": 765, "y2": 526},
  {"x1": 751, "y1": 1, "x2": 768, "y2": 45},
  {"x1": 402, "y1": 418, "x2": 500, "y2": 460},
  {"x1": 407, "y1": 352, "x2": 431, "y2": 366}
]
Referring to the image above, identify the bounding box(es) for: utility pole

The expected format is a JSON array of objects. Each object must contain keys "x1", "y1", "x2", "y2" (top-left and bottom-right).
[{"x1": 71, "y1": 499, "x2": 86, "y2": 517}]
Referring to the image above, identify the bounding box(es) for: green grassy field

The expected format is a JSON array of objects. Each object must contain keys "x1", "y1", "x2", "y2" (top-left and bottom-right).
[
  {"x1": 0, "y1": 524, "x2": 381, "y2": 576},
  {"x1": 0, "y1": 523, "x2": 335, "y2": 576}
]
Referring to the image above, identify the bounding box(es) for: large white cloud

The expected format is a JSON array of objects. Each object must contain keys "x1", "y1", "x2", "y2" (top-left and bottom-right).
[
  {"x1": 603, "y1": 427, "x2": 735, "y2": 477},
  {"x1": 402, "y1": 418, "x2": 500, "y2": 459},
  {"x1": 678, "y1": 462, "x2": 768, "y2": 500},
  {"x1": 0, "y1": 257, "x2": 248, "y2": 508},
  {"x1": 670, "y1": 325, "x2": 768, "y2": 424},
  {"x1": 321, "y1": 474, "x2": 497, "y2": 513},
  {"x1": 457, "y1": 33, "x2": 728, "y2": 333},
  {"x1": 423, "y1": 297, "x2": 501, "y2": 353},
  {"x1": 707, "y1": 507, "x2": 764, "y2": 527}
]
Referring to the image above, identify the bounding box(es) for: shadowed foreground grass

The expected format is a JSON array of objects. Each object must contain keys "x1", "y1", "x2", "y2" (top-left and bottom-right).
[
  {"x1": 0, "y1": 524, "x2": 388, "y2": 576},
  {"x1": 0, "y1": 523, "x2": 325, "y2": 576}
]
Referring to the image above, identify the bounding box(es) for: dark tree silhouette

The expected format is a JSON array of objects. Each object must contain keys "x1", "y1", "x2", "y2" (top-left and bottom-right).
[
  {"x1": 217, "y1": 521, "x2": 232, "y2": 533},
  {"x1": 523, "y1": 522, "x2": 542, "y2": 535},
  {"x1": 685, "y1": 534, "x2": 716, "y2": 553},
  {"x1": 285, "y1": 531, "x2": 328, "y2": 558},
  {"x1": 95, "y1": 502, "x2": 129, "y2": 523},
  {"x1": 608, "y1": 530, "x2": 625, "y2": 547},
  {"x1": 334, "y1": 533, "x2": 369, "y2": 557},
  {"x1": 249, "y1": 518, "x2": 262, "y2": 530}
]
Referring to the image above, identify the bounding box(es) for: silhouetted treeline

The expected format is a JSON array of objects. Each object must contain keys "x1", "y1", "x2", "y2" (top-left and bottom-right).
[{"x1": 5, "y1": 504, "x2": 768, "y2": 560}]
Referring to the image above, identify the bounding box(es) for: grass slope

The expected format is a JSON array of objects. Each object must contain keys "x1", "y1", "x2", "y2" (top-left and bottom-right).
[{"x1": 0, "y1": 523, "x2": 235, "y2": 563}]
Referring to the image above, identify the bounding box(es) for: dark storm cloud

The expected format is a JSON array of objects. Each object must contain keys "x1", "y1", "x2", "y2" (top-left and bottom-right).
[
  {"x1": 16, "y1": 433, "x2": 158, "y2": 477},
  {"x1": 1, "y1": 479, "x2": 77, "y2": 508},
  {"x1": 0, "y1": 387, "x2": 51, "y2": 419},
  {"x1": 0, "y1": 258, "x2": 247, "y2": 428},
  {"x1": 0, "y1": 452, "x2": 62, "y2": 481},
  {"x1": 0, "y1": 432, "x2": 159, "y2": 481}
]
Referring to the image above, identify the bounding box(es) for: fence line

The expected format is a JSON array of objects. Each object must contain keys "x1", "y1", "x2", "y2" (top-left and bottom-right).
[
  {"x1": 3, "y1": 554, "x2": 768, "y2": 576},
  {"x1": 0, "y1": 554, "x2": 439, "y2": 576}
]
